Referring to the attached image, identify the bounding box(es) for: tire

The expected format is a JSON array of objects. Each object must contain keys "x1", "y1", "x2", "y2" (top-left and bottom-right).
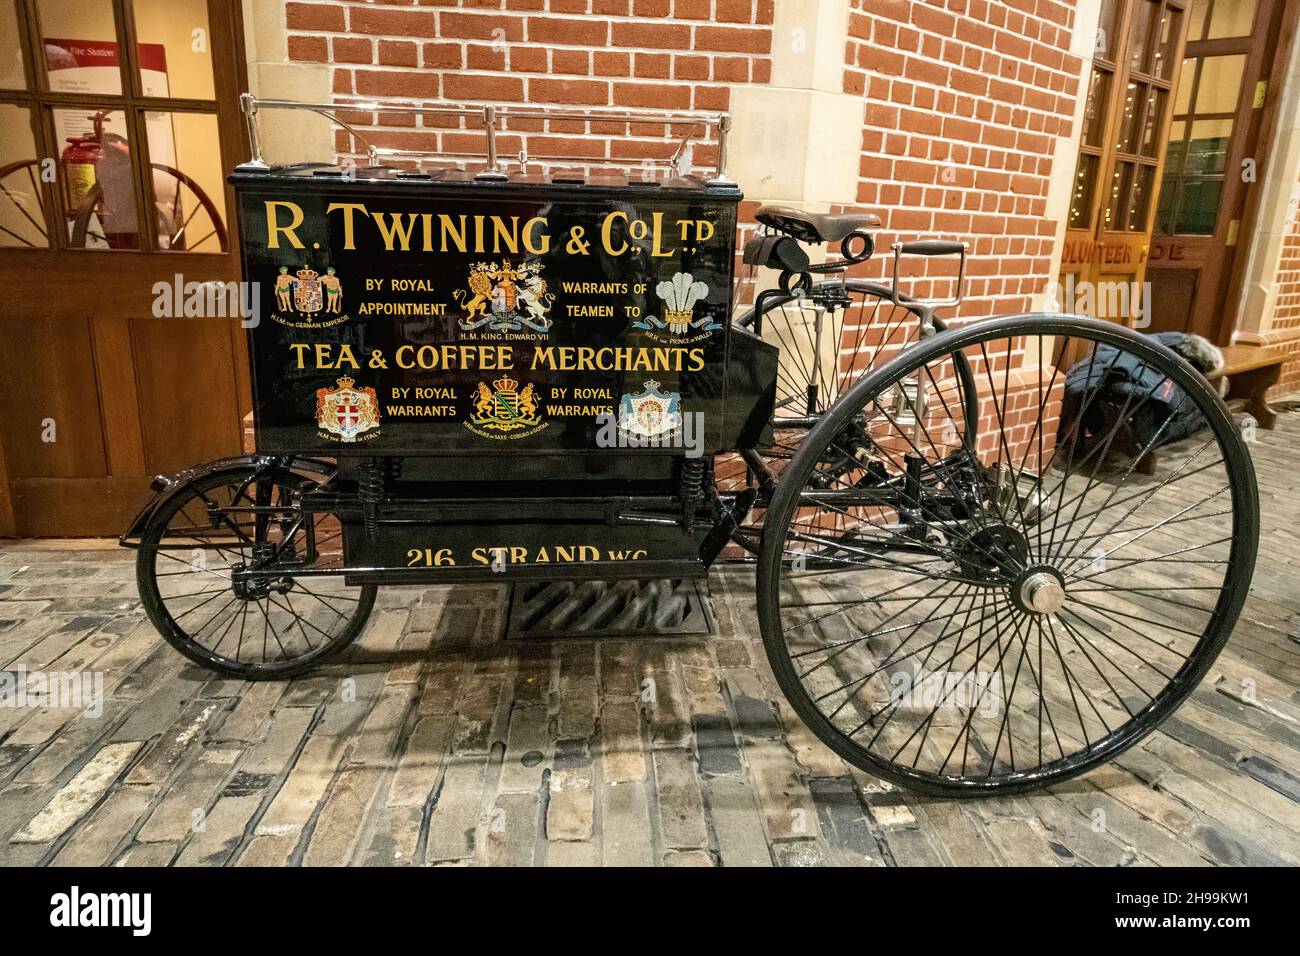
[
  {"x1": 136, "y1": 464, "x2": 376, "y2": 680},
  {"x1": 757, "y1": 314, "x2": 1259, "y2": 795}
]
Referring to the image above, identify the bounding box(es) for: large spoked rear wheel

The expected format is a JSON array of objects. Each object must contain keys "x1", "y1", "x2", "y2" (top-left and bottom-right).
[
  {"x1": 137, "y1": 463, "x2": 376, "y2": 679},
  {"x1": 758, "y1": 315, "x2": 1258, "y2": 795}
]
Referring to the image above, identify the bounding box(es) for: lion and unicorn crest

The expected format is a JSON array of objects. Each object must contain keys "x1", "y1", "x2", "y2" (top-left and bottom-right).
[{"x1": 454, "y1": 258, "x2": 554, "y2": 334}]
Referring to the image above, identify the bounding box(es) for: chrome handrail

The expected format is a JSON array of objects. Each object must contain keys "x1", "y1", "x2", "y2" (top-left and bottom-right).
[{"x1": 236, "y1": 93, "x2": 735, "y2": 186}]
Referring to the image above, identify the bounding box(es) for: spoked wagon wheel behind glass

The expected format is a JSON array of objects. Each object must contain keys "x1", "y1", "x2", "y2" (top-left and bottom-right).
[
  {"x1": 718, "y1": 279, "x2": 974, "y2": 554},
  {"x1": 757, "y1": 315, "x2": 1258, "y2": 795},
  {"x1": 136, "y1": 464, "x2": 375, "y2": 679}
]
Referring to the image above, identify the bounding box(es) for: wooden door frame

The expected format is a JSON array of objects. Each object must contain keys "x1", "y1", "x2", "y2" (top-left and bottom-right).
[
  {"x1": 0, "y1": 0, "x2": 249, "y2": 304},
  {"x1": 0, "y1": 0, "x2": 251, "y2": 538},
  {"x1": 1061, "y1": 0, "x2": 1191, "y2": 325},
  {"x1": 1222, "y1": 0, "x2": 1300, "y2": 343},
  {"x1": 1149, "y1": 0, "x2": 1295, "y2": 343}
]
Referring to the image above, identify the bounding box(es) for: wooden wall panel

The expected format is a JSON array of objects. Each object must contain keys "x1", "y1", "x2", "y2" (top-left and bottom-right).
[
  {"x1": 132, "y1": 317, "x2": 243, "y2": 474},
  {"x1": 0, "y1": 315, "x2": 107, "y2": 479}
]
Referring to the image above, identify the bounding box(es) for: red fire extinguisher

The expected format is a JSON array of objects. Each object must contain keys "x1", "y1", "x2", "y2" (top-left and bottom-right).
[{"x1": 59, "y1": 110, "x2": 110, "y2": 215}]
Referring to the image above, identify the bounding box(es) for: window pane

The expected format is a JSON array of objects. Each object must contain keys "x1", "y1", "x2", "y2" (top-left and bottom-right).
[
  {"x1": 38, "y1": 0, "x2": 123, "y2": 95},
  {"x1": 1155, "y1": 174, "x2": 1178, "y2": 234},
  {"x1": 1129, "y1": 0, "x2": 1158, "y2": 74},
  {"x1": 133, "y1": 0, "x2": 215, "y2": 100},
  {"x1": 1186, "y1": 0, "x2": 1209, "y2": 40},
  {"x1": 0, "y1": 104, "x2": 50, "y2": 248},
  {"x1": 1104, "y1": 162, "x2": 1132, "y2": 229},
  {"x1": 1126, "y1": 163, "x2": 1156, "y2": 232},
  {"x1": 1165, "y1": 119, "x2": 1187, "y2": 169},
  {"x1": 52, "y1": 107, "x2": 140, "y2": 249},
  {"x1": 1174, "y1": 57, "x2": 1195, "y2": 114},
  {"x1": 1175, "y1": 178, "x2": 1224, "y2": 233},
  {"x1": 1186, "y1": 118, "x2": 1234, "y2": 173},
  {"x1": 145, "y1": 111, "x2": 228, "y2": 252},
  {"x1": 1117, "y1": 82, "x2": 1144, "y2": 153},
  {"x1": 1152, "y1": 6, "x2": 1181, "y2": 80},
  {"x1": 1207, "y1": 0, "x2": 1258, "y2": 38},
  {"x1": 1082, "y1": 68, "x2": 1112, "y2": 148},
  {"x1": 0, "y1": 0, "x2": 26, "y2": 90},
  {"x1": 1069, "y1": 153, "x2": 1099, "y2": 229},
  {"x1": 1195, "y1": 54, "x2": 1246, "y2": 113},
  {"x1": 1096, "y1": 0, "x2": 1120, "y2": 59},
  {"x1": 1139, "y1": 86, "x2": 1168, "y2": 157}
]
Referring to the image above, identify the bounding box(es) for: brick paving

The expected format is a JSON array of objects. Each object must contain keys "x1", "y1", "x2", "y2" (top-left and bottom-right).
[{"x1": 1, "y1": 409, "x2": 1298, "y2": 867}]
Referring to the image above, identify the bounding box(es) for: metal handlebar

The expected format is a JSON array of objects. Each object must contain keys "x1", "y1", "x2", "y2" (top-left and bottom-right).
[
  {"x1": 890, "y1": 240, "x2": 968, "y2": 310},
  {"x1": 236, "y1": 93, "x2": 735, "y2": 185}
]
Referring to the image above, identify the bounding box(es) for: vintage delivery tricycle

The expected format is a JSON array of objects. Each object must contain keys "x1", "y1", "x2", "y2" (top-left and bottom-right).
[{"x1": 122, "y1": 98, "x2": 1258, "y2": 796}]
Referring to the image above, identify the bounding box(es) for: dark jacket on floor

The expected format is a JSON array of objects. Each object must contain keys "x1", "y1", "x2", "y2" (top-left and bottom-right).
[{"x1": 1060, "y1": 331, "x2": 1217, "y2": 450}]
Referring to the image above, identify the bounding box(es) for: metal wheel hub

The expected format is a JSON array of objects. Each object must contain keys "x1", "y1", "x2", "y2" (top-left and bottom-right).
[
  {"x1": 957, "y1": 522, "x2": 1029, "y2": 579},
  {"x1": 1012, "y1": 567, "x2": 1067, "y2": 615},
  {"x1": 230, "y1": 564, "x2": 293, "y2": 600}
]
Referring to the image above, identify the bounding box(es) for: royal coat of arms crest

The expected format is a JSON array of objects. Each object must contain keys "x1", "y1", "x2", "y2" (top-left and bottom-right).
[
  {"x1": 275, "y1": 265, "x2": 344, "y2": 318},
  {"x1": 619, "y1": 380, "x2": 682, "y2": 440},
  {"x1": 455, "y1": 259, "x2": 553, "y2": 333},
  {"x1": 469, "y1": 375, "x2": 542, "y2": 433},
  {"x1": 315, "y1": 375, "x2": 380, "y2": 442}
]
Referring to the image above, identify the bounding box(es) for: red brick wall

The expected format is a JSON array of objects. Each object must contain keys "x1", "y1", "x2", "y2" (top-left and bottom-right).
[
  {"x1": 841, "y1": 0, "x2": 1083, "y2": 321},
  {"x1": 284, "y1": 0, "x2": 774, "y2": 175},
  {"x1": 1266, "y1": 187, "x2": 1300, "y2": 396},
  {"x1": 284, "y1": 1, "x2": 1081, "y2": 322}
]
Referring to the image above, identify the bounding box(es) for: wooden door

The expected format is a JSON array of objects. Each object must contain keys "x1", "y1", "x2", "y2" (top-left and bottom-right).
[
  {"x1": 1060, "y1": 0, "x2": 1190, "y2": 326},
  {"x1": 0, "y1": 0, "x2": 251, "y2": 536},
  {"x1": 1147, "y1": 0, "x2": 1290, "y2": 341}
]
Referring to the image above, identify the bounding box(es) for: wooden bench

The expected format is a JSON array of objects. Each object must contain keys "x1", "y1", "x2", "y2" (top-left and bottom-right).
[{"x1": 1205, "y1": 344, "x2": 1286, "y2": 429}]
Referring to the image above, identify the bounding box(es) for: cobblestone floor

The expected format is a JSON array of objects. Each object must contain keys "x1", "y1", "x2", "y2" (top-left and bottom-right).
[{"x1": 1, "y1": 411, "x2": 1298, "y2": 867}]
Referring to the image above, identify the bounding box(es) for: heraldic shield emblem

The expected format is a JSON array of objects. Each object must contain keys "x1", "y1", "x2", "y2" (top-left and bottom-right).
[
  {"x1": 455, "y1": 260, "x2": 553, "y2": 334},
  {"x1": 619, "y1": 380, "x2": 681, "y2": 440},
  {"x1": 470, "y1": 375, "x2": 541, "y2": 432},
  {"x1": 315, "y1": 375, "x2": 380, "y2": 442},
  {"x1": 293, "y1": 267, "x2": 323, "y2": 314}
]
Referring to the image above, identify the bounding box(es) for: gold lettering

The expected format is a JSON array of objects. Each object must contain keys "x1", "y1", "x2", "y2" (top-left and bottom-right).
[
  {"x1": 371, "y1": 212, "x2": 419, "y2": 251},
  {"x1": 265, "y1": 201, "x2": 305, "y2": 250},
  {"x1": 524, "y1": 217, "x2": 550, "y2": 254},
  {"x1": 650, "y1": 211, "x2": 673, "y2": 257},
  {"x1": 602, "y1": 210, "x2": 629, "y2": 256},
  {"x1": 493, "y1": 216, "x2": 519, "y2": 254},
  {"x1": 439, "y1": 214, "x2": 467, "y2": 253},
  {"x1": 326, "y1": 202, "x2": 368, "y2": 250}
]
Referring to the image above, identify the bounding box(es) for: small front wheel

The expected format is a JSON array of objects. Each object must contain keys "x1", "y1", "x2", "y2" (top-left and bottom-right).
[
  {"x1": 758, "y1": 315, "x2": 1259, "y2": 795},
  {"x1": 136, "y1": 463, "x2": 376, "y2": 679}
]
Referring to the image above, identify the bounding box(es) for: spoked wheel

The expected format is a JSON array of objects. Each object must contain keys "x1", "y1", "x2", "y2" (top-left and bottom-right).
[
  {"x1": 717, "y1": 280, "x2": 975, "y2": 555},
  {"x1": 0, "y1": 160, "x2": 49, "y2": 248},
  {"x1": 758, "y1": 315, "x2": 1258, "y2": 795},
  {"x1": 137, "y1": 463, "x2": 375, "y2": 679},
  {"x1": 70, "y1": 164, "x2": 229, "y2": 251}
]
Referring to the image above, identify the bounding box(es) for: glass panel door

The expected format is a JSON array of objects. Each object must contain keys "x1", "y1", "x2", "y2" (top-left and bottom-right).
[{"x1": 1060, "y1": 0, "x2": 1189, "y2": 326}]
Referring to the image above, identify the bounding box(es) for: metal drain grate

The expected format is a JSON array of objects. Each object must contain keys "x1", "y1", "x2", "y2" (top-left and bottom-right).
[{"x1": 505, "y1": 578, "x2": 715, "y2": 639}]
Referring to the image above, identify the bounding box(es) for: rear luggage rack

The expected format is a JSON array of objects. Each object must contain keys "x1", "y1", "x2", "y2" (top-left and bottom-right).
[{"x1": 235, "y1": 93, "x2": 735, "y2": 186}]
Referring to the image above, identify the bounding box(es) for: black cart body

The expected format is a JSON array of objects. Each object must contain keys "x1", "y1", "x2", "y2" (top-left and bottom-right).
[{"x1": 229, "y1": 167, "x2": 774, "y2": 584}]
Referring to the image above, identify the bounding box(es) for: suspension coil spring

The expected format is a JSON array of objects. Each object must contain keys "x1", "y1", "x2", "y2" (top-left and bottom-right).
[
  {"x1": 384, "y1": 457, "x2": 404, "y2": 483},
  {"x1": 359, "y1": 458, "x2": 384, "y2": 537},
  {"x1": 680, "y1": 457, "x2": 705, "y2": 532}
]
